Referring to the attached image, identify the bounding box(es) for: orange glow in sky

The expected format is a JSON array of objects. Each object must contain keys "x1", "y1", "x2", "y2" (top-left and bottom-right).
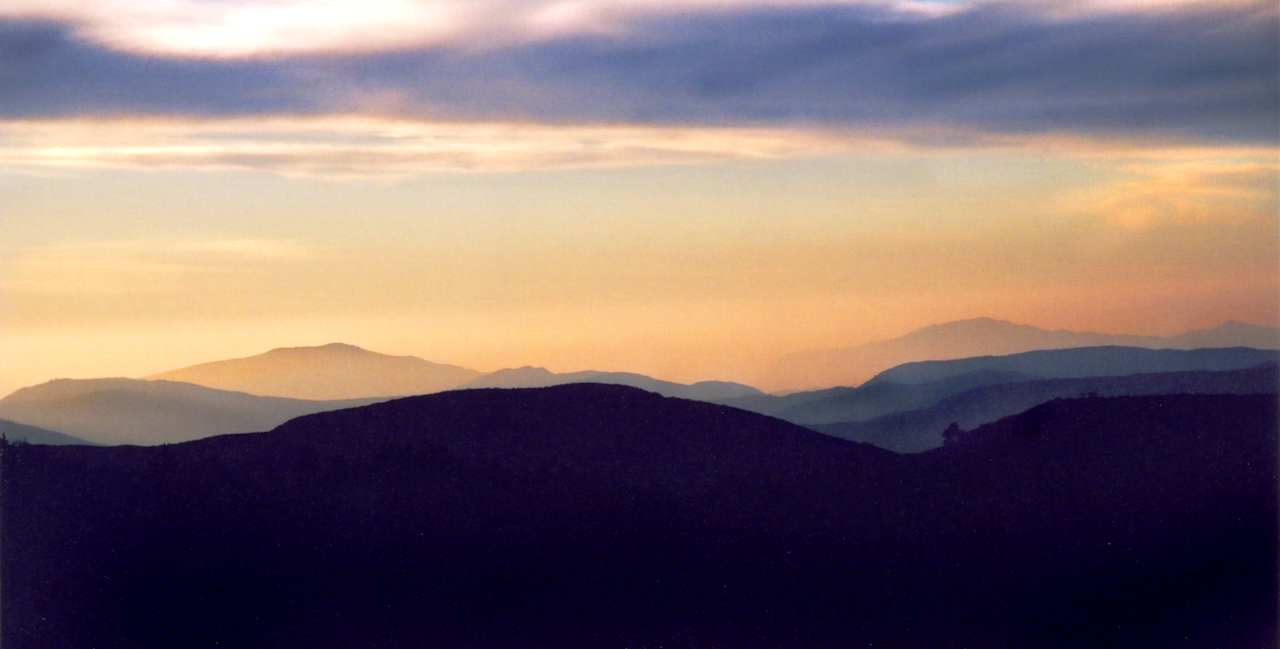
[{"x1": 1, "y1": 0, "x2": 1275, "y2": 394}]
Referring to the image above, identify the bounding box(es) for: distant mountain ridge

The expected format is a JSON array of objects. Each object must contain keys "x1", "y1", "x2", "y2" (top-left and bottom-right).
[
  {"x1": 730, "y1": 346, "x2": 1279, "y2": 427},
  {"x1": 149, "y1": 344, "x2": 761, "y2": 402},
  {"x1": 866, "y1": 345, "x2": 1280, "y2": 386},
  {"x1": 0, "y1": 377, "x2": 379, "y2": 446},
  {"x1": 818, "y1": 363, "x2": 1280, "y2": 452},
  {"x1": 149, "y1": 343, "x2": 480, "y2": 400},
  {"x1": 766, "y1": 318, "x2": 1280, "y2": 390},
  {"x1": 463, "y1": 366, "x2": 763, "y2": 402}
]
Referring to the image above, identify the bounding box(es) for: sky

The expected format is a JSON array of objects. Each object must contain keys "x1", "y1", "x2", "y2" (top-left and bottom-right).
[{"x1": 1, "y1": 0, "x2": 1277, "y2": 394}]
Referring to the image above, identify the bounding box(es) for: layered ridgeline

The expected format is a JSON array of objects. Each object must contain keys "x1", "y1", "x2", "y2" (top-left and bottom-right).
[
  {"x1": 729, "y1": 346, "x2": 1280, "y2": 427},
  {"x1": 8, "y1": 346, "x2": 1275, "y2": 449},
  {"x1": 766, "y1": 318, "x2": 1280, "y2": 390},
  {"x1": 0, "y1": 378, "x2": 380, "y2": 446},
  {"x1": 4, "y1": 386, "x2": 1274, "y2": 648},
  {"x1": 818, "y1": 363, "x2": 1280, "y2": 452},
  {"x1": 149, "y1": 343, "x2": 480, "y2": 400},
  {"x1": 149, "y1": 343, "x2": 761, "y2": 402}
]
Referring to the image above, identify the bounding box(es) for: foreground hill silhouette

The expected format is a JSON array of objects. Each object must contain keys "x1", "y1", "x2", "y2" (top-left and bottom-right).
[
  {"x1": 150, "y1": 342, "x2": 479, "y2": 399},
  {"x1": 767, "y1": 317, "x2": 1280, "y2": 390},
  {"x1": 819, "y1": 363, "x2": 1280, "y2": 452},
  {"x1": 0, "y1": 378, "x2": 380, "y2": 445},
  {"x1": 3, "y1": 386, "x2": 1273, "y2": 648},
  {"x1": 733, "y1": 346, "x2": 1279, "y2": 426},
  {"x1": 464, "y1": 366, "x2": 762, "y2": 401}
]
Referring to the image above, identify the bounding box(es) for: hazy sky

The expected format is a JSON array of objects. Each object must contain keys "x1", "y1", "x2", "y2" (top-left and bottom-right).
[{"x1": 1, "y1": 0, "x2": 1277, "y2": 394}]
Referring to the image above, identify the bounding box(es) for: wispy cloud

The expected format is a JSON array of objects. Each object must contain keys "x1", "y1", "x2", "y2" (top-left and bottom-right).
[
  {"x1": 1070, "y1": 157, "x2": 1280, "y2": 230},
  {"x1": 0, "y1": 117, "x2": 879, "y2": 177}
]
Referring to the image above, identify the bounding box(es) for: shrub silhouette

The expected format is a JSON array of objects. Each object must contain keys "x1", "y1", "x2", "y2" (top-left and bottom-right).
[{"x1": 941, "y1": 421, "x2": 965, "y2": 446}]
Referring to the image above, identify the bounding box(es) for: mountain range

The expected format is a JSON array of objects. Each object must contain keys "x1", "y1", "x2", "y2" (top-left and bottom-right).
[
  {"x1": 8, "y1": 344, "x2": 1278, "y2": 450},
  {"x1": 4, "y1": 386, "x2": 1274, "y2": 648},
  {"x1": 136, "y1": 319, "x2": 1280, "y2": 401},
  {"x1": 730, "y1": 346, "x2": 1280, "y2": 426},
  {"x1": 147, "y1": 343, "x2": 761, "y2": 402},
  {"x1": 765, "y1": 318, "x2": 1280, "y2": 390}
]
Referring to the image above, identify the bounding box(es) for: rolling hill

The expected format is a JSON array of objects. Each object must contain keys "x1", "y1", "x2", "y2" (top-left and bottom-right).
[
  {"x1": 149, "y1": 342, "x2": 479, "y2": 400},
  {"x1": 462, "y1": 366, "x2": 763, "y2": 401},
  {"x1": 818, "y1": 363, "x2": 1280, "y2": 452},
  {"x1": 2, "y1": 386, "x2": 1273, "y2": 648},
  {"x1": 767, "y1": 318, "x2": 1280, "y2": 390},
  {"x1": 0, "y1": 378, "x2": 379, "y2": 446}
]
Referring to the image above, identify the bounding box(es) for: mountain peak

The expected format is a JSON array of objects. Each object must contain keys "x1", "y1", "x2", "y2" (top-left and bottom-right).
[
  {"x1": 266, "y1": 342, "x2": 371, "y2": 355},
  {"x1": 914, "y1": 317, "x2": 1022, "y2": 333},
  {"x1": 509, "y1": 365, "x2": 554, "y2": 374},
  {"x1": 148, "y1": 344, "x2": 480, "y2": 400}
]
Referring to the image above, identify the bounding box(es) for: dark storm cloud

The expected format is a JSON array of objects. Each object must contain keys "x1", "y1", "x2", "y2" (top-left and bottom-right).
[{"x1": 1, "y1": 1, "x2": 1276, "y2": 142}]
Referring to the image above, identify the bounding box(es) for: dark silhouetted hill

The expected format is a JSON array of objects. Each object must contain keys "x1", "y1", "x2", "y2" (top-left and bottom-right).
[
  {"x1": 0, "y1": 418, "x2": 91, "y2": 446},
  {"x1": 2, "y1": 386, "x2": 1273, "y2": 648},
  {"x1": 0, "y1": 378, "x2": 380, "y2": 446},
  {"x1": 766, "y1": 317, "x2": 1279, "y2": 390},
  {"x1": 149, "y1": 343, "x2": 479, "y2": 399},
  {"x1": 464, "y1": 366, "x2": 763, "y2": 401},
  {"x1": 819, "y1": 363, "x2": 1280, "y2": 452}
]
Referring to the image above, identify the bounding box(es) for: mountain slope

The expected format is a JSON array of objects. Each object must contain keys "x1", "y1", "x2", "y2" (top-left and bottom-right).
[
  {"x1": 0, "y1": 378, "x2": 378, "y2": 446},
  {"x1": 767, "y1": 317, "x2": 1279, "y2": 390},
  {"x1": 3, "y1": 386, "x2": 1274, "y2": 648},
  {"x1": 149, "y1": 343, "x2": 479, "y2": 400},
  {"x1": 463, "y1": 366, "x2": 763, "y2": 401},
  {"x1": 819, "y1": 363, "x2": 1280, "y2": 452},
  {"x1": 1167, "y1": 321, "x2": 1280, "y2": 349},
  {"x1": 0, "y1": 418, "x2": 92, "y2": 446}
]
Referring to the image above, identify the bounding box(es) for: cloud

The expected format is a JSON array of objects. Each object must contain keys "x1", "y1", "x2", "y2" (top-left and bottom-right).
[
  {"x1": 0, "y1": 117, "x2": 875, "y2": 177},
  {"x1": 1067, "y1": 154, "x2": 1280, "y2": 230},
  {"x1": 0, "y1": 1, "x2": 1275, "y2": 144},
  {"x1": 0, "y1": 1, "x2": 958, "y2": 58}
]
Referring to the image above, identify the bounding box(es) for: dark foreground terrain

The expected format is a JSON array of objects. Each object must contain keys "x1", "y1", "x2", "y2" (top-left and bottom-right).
[{"x1": 2, "y1": 385, "x2": 1275, "y2": 648}]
